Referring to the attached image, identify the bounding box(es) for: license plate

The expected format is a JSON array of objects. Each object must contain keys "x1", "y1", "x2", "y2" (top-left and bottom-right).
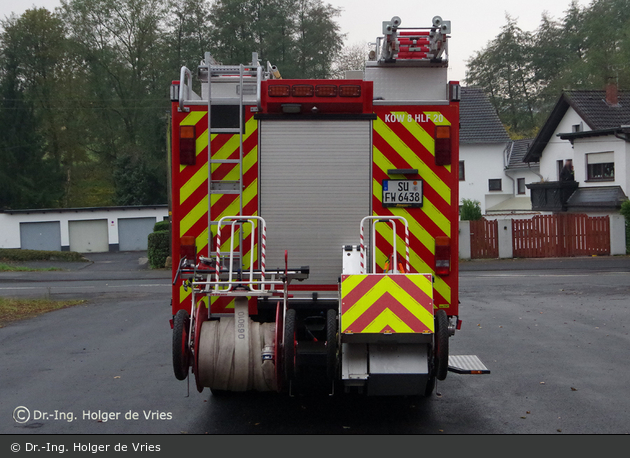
[{"x1": 382, "y1": 180, "x2": 423, "y2": 208}]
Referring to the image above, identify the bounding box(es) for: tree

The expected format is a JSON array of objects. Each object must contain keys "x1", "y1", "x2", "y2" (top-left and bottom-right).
[
  {"x1": 330, "y1": 41, "x2": 368, "y2": 79},
  {"x1": 60, "y1": 0, "x2": 169, "y2": 205},
  {"x1": 466, "y1": 15, "x2": 537, "y2": 138},
  {"x1": 0, "y1": 9, "x2": 68, "y2": 209},
  {"x1": 460, "y1": 199, "x2": 482, "y2": 221},
  {"x1": 208, "y1": 0, "x2": 343, "y2": 78},
  {"x1": 466, "y1": 0, "x2": 630, "y2": 139},
  {"x1": 292, "y1": 0, "x2": 343, "y2": 78}
]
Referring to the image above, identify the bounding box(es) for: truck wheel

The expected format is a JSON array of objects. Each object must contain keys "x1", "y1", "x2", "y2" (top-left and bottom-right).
[
  {"x1": 326, "y1": 308, "x2": 338, "y2": 380},
  {"x1": 435, "y1": 309, "x2": 449, "y2": 381},
  {"x1": 172, "y1": 309, "x2": 190, "y2": 381},
  {"x1": 284, "y1": 308, "x2": 297, "y2": 383}
]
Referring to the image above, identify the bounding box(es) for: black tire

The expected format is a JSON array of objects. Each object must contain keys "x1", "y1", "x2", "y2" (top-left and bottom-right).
[
  {"x1": 326, "y1": 308, "x2": 338, "y2": 380},
  {"x1": 172, "y1": 309, "x2": 190, "y2": 381},
  {"x1": 434, "y1": 309, "x2": 449, "y2": 381},
  {"x1": 284, "y1": 308, "x2": 297, "y2": 383}
]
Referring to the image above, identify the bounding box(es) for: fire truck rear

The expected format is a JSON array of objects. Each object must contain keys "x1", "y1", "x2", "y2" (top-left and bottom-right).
[{"x1": 168, "y1": 16, "x2": 489, "y2": 396}]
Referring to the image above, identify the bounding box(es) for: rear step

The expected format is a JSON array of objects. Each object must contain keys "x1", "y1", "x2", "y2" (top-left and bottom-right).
[{"x1": 448, "y1": 355, "x2": 490, "y2": 374}]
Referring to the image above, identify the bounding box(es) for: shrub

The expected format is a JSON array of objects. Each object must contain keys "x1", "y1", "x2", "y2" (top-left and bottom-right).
[
  {"x1": 0, "y1": 249, "x2": 87, "y2": 262},
  {"x1": 460, "y1": 198, "x2": 482, "y2": 221},
  {"x1": 148, "y1": 230, "x2": 170, "y2": 269},
  {"x1": 154, "y1": 220, "x2": 170, "y2": 232}
]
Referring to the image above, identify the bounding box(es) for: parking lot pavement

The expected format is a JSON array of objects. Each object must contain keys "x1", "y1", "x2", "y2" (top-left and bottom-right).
[{"x1": 0, "y1": 251, "x2": 171, "y2": 285}]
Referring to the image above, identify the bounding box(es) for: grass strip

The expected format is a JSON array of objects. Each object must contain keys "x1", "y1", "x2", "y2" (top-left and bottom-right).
[
  {"x1": 0, "y1": 263, "x2": 61, "y2": 272},
  {"x1": 0, "y1": 297, "x2": 87, "y2": 328}
]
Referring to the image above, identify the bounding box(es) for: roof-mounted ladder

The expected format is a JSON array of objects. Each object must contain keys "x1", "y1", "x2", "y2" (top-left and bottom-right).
[{"x1": 200, "y1": 52, "x2": 262, "y2": 271}]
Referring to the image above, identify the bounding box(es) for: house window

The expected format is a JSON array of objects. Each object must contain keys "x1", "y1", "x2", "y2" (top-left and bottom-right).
[
  {"x1": 489, "y1": 179, "x2": 502, "y2": 191},
  {"x1": 459, "y1": 161, "x2": 465, "y2": 181},
  {"x1": 517, "y1": 178, "x2": 526, "y2": 194},
  {"x1": 586, "y1": 152, "x2": 614, "y2": 181},
  {"x1": 557, "y1": 160, "x2": 564, "y2": 180}
]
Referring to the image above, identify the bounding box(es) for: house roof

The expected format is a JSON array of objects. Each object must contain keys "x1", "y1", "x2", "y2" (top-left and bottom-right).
[
  {"x1": 566, "y1": 186, "x2": 627, "y2": 211},
  {"x1": 485, "y1": 196, "x2": 533, "y2": 213},
  {"x1": 524, "y1": 89, "x2": 630, "y2": 162},
  {"x1": 506, "y1": 138, "x2": 536, "y2": 170},
  {"x1": 460, "y1": 87, "x2": 511, "y2": 144}
]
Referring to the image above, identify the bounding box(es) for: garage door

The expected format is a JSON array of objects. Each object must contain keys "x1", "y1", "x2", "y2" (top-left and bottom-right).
[
  {"x1": 260, "y1": 120, "x2": 372, "y2": 285},
  {"x1": 20, "y1": 221, "x2": 62, "y2": 251},
  {"x1": 118, "y1": 217, "x2": 157, "y2": 251},
  {"x1": 69, "y1": 219, "x2": 109, "y2": 253}
]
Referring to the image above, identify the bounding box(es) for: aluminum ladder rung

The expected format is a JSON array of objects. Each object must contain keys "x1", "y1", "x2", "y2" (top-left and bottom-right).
[{"x1": 209, "y1": 159, "x2": 241, "y2": 164}]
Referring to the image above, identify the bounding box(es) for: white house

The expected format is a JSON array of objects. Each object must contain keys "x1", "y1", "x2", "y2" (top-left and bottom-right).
[
  {"x1": 459, "y1": 87, "x2": 540, "y2": 216},
  {"x1": 523, "y1": 86, "x2": 629, "y2": 215}
]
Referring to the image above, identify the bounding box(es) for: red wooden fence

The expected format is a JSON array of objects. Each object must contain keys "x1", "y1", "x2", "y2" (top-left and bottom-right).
[
  {"x1": 470, "y1": 218, "x2": 499, "y2": 259},
  {"x1": 512, "y1": 214, "x2": 609, "y2": 258}
]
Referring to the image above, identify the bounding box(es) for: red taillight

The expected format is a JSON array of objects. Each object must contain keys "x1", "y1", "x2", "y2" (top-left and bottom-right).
[
  {"x1": 435, "y1": 125, "x2": 451, "y2": 166},
  {"x1": 339, "y1": 85, "x2": 361, "y2": 97},
  {"x1": 435, "y1": 236, "x2": 451, "y2": 276},
  {"x1": 179, "y1": 125, "x2": 196, "y2": 166},
  {"x1": 268, "y1": 85, "x2": 290, "y2": 97},
  {"x1": 180, "y1": 235, "x2": 196, "y2": 261},
  {"x1": 292, "y1": 84, "x2": 314, "y2": 97},
  {"x1": 315, "y1": 85, "x2": 337, "y2": 97}
]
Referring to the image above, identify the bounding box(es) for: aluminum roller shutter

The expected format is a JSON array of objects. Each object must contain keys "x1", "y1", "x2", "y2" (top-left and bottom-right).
[{"x1": 260, "y1": 120, "x2": 372, "y2": 286}]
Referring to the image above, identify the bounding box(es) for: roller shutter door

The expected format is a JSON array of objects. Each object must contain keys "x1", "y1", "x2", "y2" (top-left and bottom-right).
[
  {"x1": 20, "y1": 221, "x2": 62, "y2": 251},
  {"x1": 69, "y1": 219, "x2": 109, "y2": 253},
  {"x1": 118, "y1": 217, "x2": 157, "y2": 251},
  {"x1": 260, "y1": 120, "x2": 371, "y2": 285}
]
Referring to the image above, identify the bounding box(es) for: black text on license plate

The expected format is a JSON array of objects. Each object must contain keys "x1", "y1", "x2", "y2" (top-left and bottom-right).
[{"x1": 382, "y1": 180, "x2": 423, "y2": 208}]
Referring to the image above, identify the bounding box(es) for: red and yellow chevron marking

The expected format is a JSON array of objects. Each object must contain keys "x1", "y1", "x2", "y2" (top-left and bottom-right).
[
  {"x1": 171, "y1": 106, "x2": 259, "y2": 316},
  {"x1": 372, "y1": 106, "x2": 459, "y2": 316},
  {"x1": 341, "y1": 274, "x2": 434, "y2": 334}
]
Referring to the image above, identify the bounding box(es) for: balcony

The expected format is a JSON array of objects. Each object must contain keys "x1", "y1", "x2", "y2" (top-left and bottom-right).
[{"x1": 526, "y1": 181, "x2": 579, "y2": 212}]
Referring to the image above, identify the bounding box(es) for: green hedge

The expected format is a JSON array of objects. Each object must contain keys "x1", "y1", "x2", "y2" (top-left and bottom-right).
[
  {"x1": 148, "y1": 230, "x2": 170, "y2": 269},
  {"x1": 0, "y1": 249, "x2": 88, "y2": 262},
  {"x1": 154, "y1": 220, "x2": 169, "y2": 232}
]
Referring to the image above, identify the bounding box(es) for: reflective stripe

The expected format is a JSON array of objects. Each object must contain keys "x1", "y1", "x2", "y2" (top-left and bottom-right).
[
  {"x1": 374, "y1": 119, "x2": 451, "y2": 205},
  {"x1": 341, "y1": 274, "x2": 434, "y2": 334}
]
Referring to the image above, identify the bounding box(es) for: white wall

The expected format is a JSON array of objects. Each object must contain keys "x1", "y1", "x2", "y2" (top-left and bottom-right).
[
  {"x1": 571, "y1": 136, "x2": 629, "y2": 195},
  {"x1": 504, "y1": 167, "x2": 543, "y2": 197},
  {"x1": 539, "y1": 108, "x2": 586, "y2": 181},
  {"x1": 0, "y1": 206, "x2": 169, "y2": 251},
  {"x1": 459, "y1": 143, "x2": 511, "y2": 214}
]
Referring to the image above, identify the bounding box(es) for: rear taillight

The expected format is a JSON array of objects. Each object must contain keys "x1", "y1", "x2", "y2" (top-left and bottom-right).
[
  {"x1": 339, "y1": 85, "x2": 361, "y2": 97},
  {"x1": 434, "y1": 125, "x2": 451, "y2": 166},
  {"x1": 179, "y1": 125, "x2": 196, "y2": 166},
  {"x1": 268, "y1": 85, "x2": 290, "y2": 97},
  {"x1": 435, "y1": 236, "x2": 451, "y2": 276},
  {"x1": 180, "y1": 235, "x2": 196, "y2": 261},
  {"x1": 292, "y1": 84, "x2": 314, "y2": 97},
  {"x1": 315, "y1": 84, "x2": 337, "y2": 97}
]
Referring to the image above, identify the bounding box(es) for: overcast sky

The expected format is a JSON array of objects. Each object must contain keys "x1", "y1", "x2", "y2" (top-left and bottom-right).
[{"x1": 1, "y1": 0, "x2": 591, "y2": 82}]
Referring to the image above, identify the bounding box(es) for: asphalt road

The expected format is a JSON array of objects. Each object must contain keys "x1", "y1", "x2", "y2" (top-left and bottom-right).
[{"x1": 1, "y1": 252, "x2": 629, "y2": 436}]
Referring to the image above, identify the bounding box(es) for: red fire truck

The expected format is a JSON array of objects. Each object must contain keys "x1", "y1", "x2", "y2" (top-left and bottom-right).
[{"x1": 169, "y1": 16, "x2": 489, "y2": 396}]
